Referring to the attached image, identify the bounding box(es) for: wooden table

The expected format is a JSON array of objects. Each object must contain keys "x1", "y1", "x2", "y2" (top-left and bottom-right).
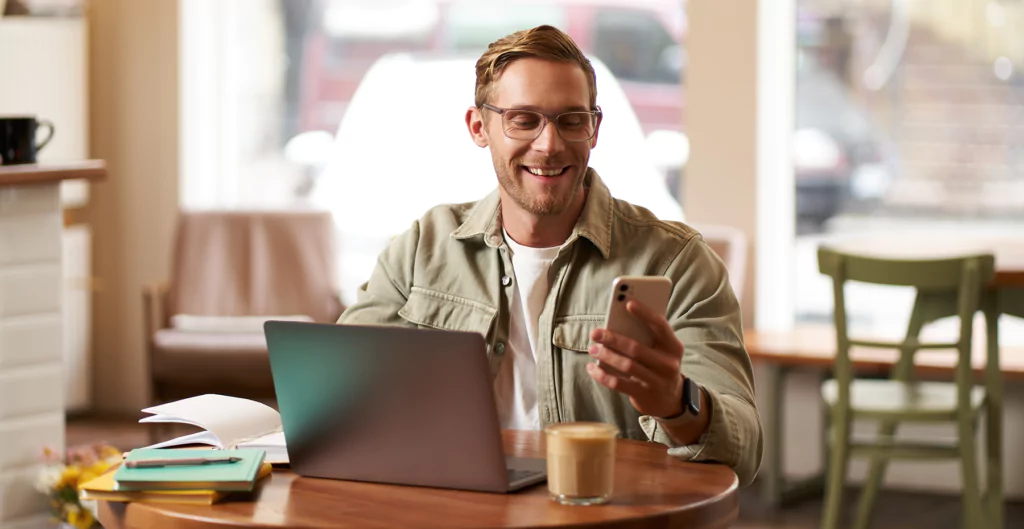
[
  {"x1": 751, "y1": 235, "x2": 1024, "y2": 510},
  {"x1": 831, "y1": 234, "x2": 1024, "y2": 288},
  {"x1": 747, "y1": 325, "x2": 1024, "y2": 381},
  {"x1": 96, "y1": 430, "x2": 739, "y2": 529}
]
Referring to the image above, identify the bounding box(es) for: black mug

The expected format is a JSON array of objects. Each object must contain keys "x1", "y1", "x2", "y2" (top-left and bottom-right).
[{"x1": 0, "y1": 116, "x2": 56, "y2": 165}]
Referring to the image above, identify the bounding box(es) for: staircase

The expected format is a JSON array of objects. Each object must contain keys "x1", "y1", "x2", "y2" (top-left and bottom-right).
[{"x1": 864, "y1": 22, "x2": 1024, "y2": 217}]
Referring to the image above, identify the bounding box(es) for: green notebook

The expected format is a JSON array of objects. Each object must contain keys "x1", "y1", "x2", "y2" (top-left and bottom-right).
[{"x1": 114, "y1": 448, "x2": 267, "y2": 492}]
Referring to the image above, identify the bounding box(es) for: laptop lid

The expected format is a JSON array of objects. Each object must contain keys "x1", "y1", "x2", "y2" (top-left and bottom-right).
[{"x1": 264, "y1": 321, "x2": 516, "y2": 492}]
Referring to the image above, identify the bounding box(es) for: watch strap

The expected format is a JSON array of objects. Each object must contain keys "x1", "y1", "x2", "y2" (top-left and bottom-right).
[
  {"x1": 656, "y1": 376, "x2": 701, "y2": 422},
  {"x1": 683, "y1": 376, "x2": 701, "y2": 416}
]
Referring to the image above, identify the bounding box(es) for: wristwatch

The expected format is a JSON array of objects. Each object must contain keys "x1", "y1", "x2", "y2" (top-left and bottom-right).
[
  {"x1": 681, "y1": 376, "x2": 701, "y2": 416},
  {"x1": 658, "y1": 376, "x2": 701, "y2": 421}
]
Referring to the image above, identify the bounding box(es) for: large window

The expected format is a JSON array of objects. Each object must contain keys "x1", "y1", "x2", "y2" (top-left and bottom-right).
[
  {"x1": 793, "y1": 0, "x2": 1024, "y2": 342},
  {"x1": 180, "y1": 0, "x2": 689, "y2": 304}
]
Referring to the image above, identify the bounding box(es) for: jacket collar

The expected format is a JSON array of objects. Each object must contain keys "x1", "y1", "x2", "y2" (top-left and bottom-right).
[{"x1": 450, "y1": 168, "x2": 613, "y2": 258}]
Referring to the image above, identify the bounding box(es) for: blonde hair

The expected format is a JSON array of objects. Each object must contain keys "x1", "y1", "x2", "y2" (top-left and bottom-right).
[{"x1": 474, "y1": 25, "x2": 597, "y2": 109}]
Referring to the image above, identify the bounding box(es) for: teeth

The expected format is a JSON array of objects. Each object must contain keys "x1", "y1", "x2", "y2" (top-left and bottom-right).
[{"x1": 525, "y1": 167, "x2": 565, "y2": 176}]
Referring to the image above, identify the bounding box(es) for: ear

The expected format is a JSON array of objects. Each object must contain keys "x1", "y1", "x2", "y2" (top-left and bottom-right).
[{"x1": 466, "y1": 106, "x2": 489, "y2": 148}]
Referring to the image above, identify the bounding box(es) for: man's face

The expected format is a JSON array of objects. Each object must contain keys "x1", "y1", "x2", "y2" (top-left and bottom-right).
[{"x1": 469, "y1": 58, "x2": 599, "y2": 217}]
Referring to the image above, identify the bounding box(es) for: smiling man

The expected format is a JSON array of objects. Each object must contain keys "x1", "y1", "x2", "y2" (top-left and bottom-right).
[{"x1": 338, "y1": 25, "x2": 763, "y2": 485}]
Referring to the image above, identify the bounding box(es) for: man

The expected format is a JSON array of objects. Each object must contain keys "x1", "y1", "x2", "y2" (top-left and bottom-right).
[{"x1": 338, "y1": 25, "x2": 762, "y2": 485}]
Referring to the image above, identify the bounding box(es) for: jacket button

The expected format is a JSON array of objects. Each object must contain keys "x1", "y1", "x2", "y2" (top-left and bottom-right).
[
  {"x1": 501, "y1": 275, "x2": 512, "y2": 286},
  {"x1": 494, "y1": 342, "x2": 506, "y2": 355}
]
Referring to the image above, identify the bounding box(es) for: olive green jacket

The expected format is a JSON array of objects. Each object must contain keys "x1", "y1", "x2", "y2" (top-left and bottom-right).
[{"x1": 338, "y1": 169, "x2": 763, "y2": 485}]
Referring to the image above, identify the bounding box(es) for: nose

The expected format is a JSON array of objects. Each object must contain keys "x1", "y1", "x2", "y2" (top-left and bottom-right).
[{"x1": 530, "y1": 118, "x2": 564, "y2": 154}]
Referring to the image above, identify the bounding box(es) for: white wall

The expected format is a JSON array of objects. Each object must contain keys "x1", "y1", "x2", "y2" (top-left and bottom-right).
[{"x1": 0, "y1": 185, "x2": 66, "y2": 528}]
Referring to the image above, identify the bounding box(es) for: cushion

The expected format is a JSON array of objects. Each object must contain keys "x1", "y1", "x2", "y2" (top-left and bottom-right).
[
  {"x1": 151, "y1": 329, "x2": 272, "y2": 389},
  {"x1": 169, "y1": 314, "x2": 313, "y2": 333}
]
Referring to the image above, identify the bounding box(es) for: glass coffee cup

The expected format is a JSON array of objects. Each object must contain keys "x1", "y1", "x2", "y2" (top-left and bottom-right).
[{"x1": 544, "y1": 422, "x2": 619, "y2": 505}]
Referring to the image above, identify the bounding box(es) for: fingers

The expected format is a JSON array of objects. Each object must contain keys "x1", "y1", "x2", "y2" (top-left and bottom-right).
[
  {"x1": 588, "y1": 343, "x2": 658, "y2": 383},
  {"x1": 625, "y1": 300, "x2": 682, "y2": 354},
  {"x1": 590, "y1": 328, "x2": 679, "y2": 374},
  {"x1": 586, "y1": 362, "x2": 646, "y2": 395},
  {"x1": 587, "y1": 325, "x2": 687, "y2": 418}
]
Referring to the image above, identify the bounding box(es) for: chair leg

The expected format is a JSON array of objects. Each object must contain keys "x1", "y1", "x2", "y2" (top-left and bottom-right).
[
  {"x1": 959, "y1": 412, "x2": 985, "y2": 529},
  {"x1": 850, "y1": 293, "x2": 927, "y2": 529},
  {"x1": 760, "y1": 363, "x2": 785, "y2": 508},
  {"x1": 986, "y1": 405, "x2": 1004, "y2": 529},
  {"x1": 821, "y1": 409, "x2": 851, "y2": 529},
  {"x1": 984, "y1": 293, "x2": 1004, "y2": 529},
  {"x1": 853, "y1": 421, "x2": 897, "y2": 529}
]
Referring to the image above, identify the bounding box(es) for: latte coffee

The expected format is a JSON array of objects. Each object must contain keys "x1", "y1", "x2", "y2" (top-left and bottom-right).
[{"x1": 544, "y1": 422, "x2": 619, "y2": 505}]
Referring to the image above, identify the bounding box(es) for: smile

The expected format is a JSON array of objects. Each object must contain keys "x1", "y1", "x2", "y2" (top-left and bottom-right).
[{"x1": 523, "y1": 166, "x2": 569, "y2": 177}]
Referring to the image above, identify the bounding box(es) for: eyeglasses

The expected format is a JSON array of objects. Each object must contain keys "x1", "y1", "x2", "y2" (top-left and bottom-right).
[{"x1": 481, "y1": 104, "x2": 602, "y2": 142}]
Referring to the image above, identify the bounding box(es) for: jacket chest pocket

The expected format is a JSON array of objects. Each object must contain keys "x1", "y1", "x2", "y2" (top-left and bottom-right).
[
  {"x1": 553, "y1": 316, "x2": 642, "y2": 438},
  {"x1": 552, "y1": 316, "x2": 604, "y2": 353},
  {"x1": 398, "y1": 286, "x2": 497, "y2": 338},
  {"x1": 552, "y1": 316, "x2": 603, "y2": 421}
]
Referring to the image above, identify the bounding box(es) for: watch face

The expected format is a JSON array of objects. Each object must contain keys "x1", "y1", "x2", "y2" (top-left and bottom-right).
[{"x1": 686, "y1": 378, "x2": 701, "y2": 415}]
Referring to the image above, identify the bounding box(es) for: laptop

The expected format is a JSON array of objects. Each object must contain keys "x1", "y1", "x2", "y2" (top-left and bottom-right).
[{"x1": 263, "y1": 321, "x2": 547, "y2": 493}]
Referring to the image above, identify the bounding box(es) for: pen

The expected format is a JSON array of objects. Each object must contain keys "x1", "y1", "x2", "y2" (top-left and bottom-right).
[{"x1": 125, "y1": 456, "x2": 244, "y2": 468}]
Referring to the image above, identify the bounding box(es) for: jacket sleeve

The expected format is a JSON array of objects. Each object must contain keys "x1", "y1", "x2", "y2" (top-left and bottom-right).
[
  {"x1": 336, "y1": 221, "x2": 420, "y2": 326},
  {"x1": 638, "y1": 234, "x2": 763, "y2": 486}
]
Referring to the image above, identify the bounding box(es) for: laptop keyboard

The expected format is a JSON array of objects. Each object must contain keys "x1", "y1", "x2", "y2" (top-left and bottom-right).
[{"x1": 507, "y1": 468, "x2": 544, "y2": 484}]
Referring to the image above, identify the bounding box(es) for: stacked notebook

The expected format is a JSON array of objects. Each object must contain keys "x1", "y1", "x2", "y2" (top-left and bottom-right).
[{"x1": 79, "y1": 448, "x2": 271, "y2": 506}]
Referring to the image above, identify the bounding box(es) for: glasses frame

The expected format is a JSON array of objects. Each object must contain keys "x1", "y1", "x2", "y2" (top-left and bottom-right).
[{"x1": 480, "y1": 103, "x2": 603, "y2": 142}]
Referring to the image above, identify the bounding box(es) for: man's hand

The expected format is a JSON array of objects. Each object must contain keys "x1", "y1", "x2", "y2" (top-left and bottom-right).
[{"x1": 585, "y1": 299, "x2": 685, "y2": 419}]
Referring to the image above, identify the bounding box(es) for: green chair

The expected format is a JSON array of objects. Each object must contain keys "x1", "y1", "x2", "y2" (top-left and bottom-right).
[{"x1": 817, "y1": 247, "x2": 1001, "y2": 529}]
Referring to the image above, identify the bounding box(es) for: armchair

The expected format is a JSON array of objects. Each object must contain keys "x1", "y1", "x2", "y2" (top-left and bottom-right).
[{"x1": 143, "y1": 210, "x2": 343, "y2": 407}]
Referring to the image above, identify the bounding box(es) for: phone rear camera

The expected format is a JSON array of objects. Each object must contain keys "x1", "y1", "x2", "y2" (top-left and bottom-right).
[
  {"x1": 617, "y1": 294, "x2": 626, "y2": 302},
  {"x1": 619, "y1": 284, "x2": 628, "y2": 292}
]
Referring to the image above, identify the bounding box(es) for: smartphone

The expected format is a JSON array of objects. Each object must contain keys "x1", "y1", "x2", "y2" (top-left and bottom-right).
[{"x1": 602, "y1": 276, "x2": 672, "y2": 348}]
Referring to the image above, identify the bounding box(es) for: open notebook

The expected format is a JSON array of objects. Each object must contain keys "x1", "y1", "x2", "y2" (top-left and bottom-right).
[{"x1": 141, "y1": 394, "x2": 288, "y2": 464}]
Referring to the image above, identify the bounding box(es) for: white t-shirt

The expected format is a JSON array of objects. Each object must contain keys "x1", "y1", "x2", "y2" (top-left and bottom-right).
[{"x1": 493, "y1": 230, "x2": 560, "y2": 431}]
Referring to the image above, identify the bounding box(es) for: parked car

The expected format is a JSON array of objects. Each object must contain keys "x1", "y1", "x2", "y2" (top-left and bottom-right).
[
  {"x1": 306, "y1": 53, "x2": 684, "y2": 304},
  {"x1": 794, "y1": 50, "x2": 893, "y2": 230}
]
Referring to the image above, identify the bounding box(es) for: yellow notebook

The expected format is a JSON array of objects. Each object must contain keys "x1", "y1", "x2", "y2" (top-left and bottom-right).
[{"x1": 79, "y1": 461, "x2": 272, "y2": 505}]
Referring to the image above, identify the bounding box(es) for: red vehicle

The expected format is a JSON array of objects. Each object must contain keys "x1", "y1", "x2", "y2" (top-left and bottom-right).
[{"x1": 295, "y1": 0, "x2": 686, "y2": 136}]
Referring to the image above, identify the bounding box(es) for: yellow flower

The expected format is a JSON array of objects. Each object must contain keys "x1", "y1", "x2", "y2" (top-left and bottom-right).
[
  {"x1": 58, "y1": 466, "x2": 83, "y2": 489},
  {"x1": 67, "y1": 506, "x2": 94, "y2": 529}
]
